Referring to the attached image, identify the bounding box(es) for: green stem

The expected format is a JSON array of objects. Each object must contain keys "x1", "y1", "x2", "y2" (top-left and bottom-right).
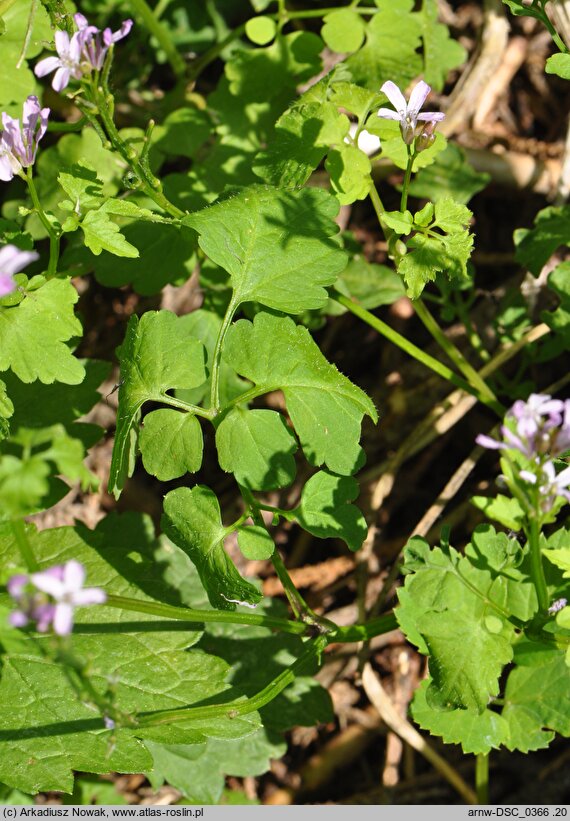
[
  {"x1": 136, "y1": 635, "x2": 328, "y2": 728},
  {"x1": 271, "y1": 551, "x2": 336, "y2": 634},
  {"x1": 273, "y1": 5, "x2": 378, "y2": 19},
  {"x1": 26, "y1": 169, "x2": 60, "y2": 278},
  {"x1": 48, "y1": 116, "x2": 88, "y2": 132},
  {"x1": 400, "y1": 146, "x2": 415, "y2": 212},
  {"x1": 39, "y1": 0, "x2": 74, "y2": 34},
  {"x1": 104, "y1": 594, "x2": 308, "y2": 636},
  {"x1": 10, "y1": 519, "x2": 39, "y2": 572},
  {"x1": 412, "y1": 298, "x2": 504, "y2": 416},
  {"x1": 209, "y1": 294, "x2": 240, "y2": 411},
  {"x1": 527, "y1": 516, "x2": 549, "y2": 614},
  {"x1": 475, "y1": 753, "x2": 489, "y2": 805},
  {"x1": 93, "y1": 89, "x2": 184, "y2": 218},
  {"x1": 158, "y1": 393, "x2": 216, "y2": 420},
  {"x1": 128, "y1": 0, "x2": 186, "y2": 77},
  {"x1": 333, "y1": 613, "x2": 398, "y2": 643},
  {"x1": 331, "y1": 289, "x2": 476, "y2": 394},
  {"x1": 224, "y1": 386, "x2": 271, "y2": 412}
]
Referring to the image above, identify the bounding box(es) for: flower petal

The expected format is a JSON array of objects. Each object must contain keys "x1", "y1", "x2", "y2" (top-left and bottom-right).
[
  {"x1": 53, "y1": 603, "x2": 74, "y2": 635},
  {"x1": 54, "y1": 30, "x2": 70, "y2": 57},
  {"x1": 53, "y1": 67, "x2": 71, "y2": 92},
  {"x1": 407, "y1": 80, "x2": 431, "y2": 118},
  {"x1": 63, "y1": 560, "x2": 86, "y2": 593},
  {"x1": 31, "y1": 568, "x2": 65, "y2": 598},
  {"x1": 475, "y1": 434, "x2": 503, "y2": 450},
  {"x1": 380, "y1": 81, "x2": 407, "y2": 114},
  {"x1": 0, "y1": 247, "x2": 39, "y2": 276},
  {"x1": 377, "y1": 108, "x2": 401, "y2": 121},
  {"x1": 34, "y1": 56, "x2": 61, "y2": 77},
  {"x1": 0, "y1": 273, "x2": 16, "y2": 296},
  {"x1": 416, "y1": 111, "x2": 445, "y2": 122},
  {"x1": 72, "y1": 587, "x2": 107, "y2": 606}
]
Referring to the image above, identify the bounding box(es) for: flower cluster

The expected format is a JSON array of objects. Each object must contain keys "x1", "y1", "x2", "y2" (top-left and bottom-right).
[
  {"x1": 7, "y1": 560, "x2": 106, "y2": 636},
  {"x1": 477, "y1": 393, "x2": 570, "y2": 512},
  {"x1": 0, "y1": 96, "x2": 49, "y2": 182},
  {"x1": 0, "y1": 245, "x2": 39, "y2": 296},
  {"x1": 35, "y1": 13, "x2": 133, "y2": 92},
  {"x1": 378, "y1": 80, "x2": 445, "y2": 148}
]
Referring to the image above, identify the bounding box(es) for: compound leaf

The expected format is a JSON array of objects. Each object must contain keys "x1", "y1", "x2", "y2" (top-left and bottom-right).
[
  {"x1": 184, "y1": 185, "x2": 347, "y2": 313},
  {"x1": 109, "y1": 311, "x2": 207, "y2": 499},
  {"x1": 223, "y1": 312, "x2": 377, "y2": 475},
  {"x1": 162, "y1": 485, "x2": 263, "y2": 611}
]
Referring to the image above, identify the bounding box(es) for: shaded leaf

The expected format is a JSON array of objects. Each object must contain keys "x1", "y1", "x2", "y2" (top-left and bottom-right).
[
  {"x1": 295, "y1": 471, "x2": 367, "y2": 552},
  {"x1": 140, "y1": 409, "x2": 203, "y2": 481}
]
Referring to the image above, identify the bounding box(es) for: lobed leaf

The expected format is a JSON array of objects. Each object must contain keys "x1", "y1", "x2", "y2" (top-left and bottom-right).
[
  {"x1": 140, "y1": 409, "x2": 203, "y2": 482},
  {"x1": 162, "y1": 485, "x2": 263, "y2": 611},
  {"x1": 109, "y1": 311, "x2": 207, "y2": 499},
  {"x1": 184, "y1": 185, "x2": 347, "y2": 313},
  {"x1": 0, "y1": 279, "x2": 84, "y2": 385},
  {"x1": 216, "y1": 408, "x2": 298, "y2": 491},
  {"x1": 295, "y1": 471, "x2": 368, "y2": 552},
  {"x1": 223, "y1": 312, "x2": 377, "y2": 475}
]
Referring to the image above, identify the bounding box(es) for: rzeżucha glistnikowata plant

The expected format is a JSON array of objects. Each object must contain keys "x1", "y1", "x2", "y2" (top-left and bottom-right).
[{"x1": 0, "y1": 0, "x2": 568, "y2": 805}]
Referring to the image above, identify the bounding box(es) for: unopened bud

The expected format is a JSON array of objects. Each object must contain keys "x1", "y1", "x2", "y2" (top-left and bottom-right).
[{"x1": 415, "y1": 121, "x2": 437, "y2": 153}]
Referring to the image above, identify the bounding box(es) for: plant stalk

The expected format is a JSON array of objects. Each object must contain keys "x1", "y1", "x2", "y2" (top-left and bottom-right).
[
  {"x1": 209, "y1": 294, "x2": 240, "y2": 411},
  {"x1": 128, "y1": 0, "x2": 186, "y2": 77},
  {"x1": 527, "y1": 515, "x2": 549, "y2": 614},
  {"x1": 26, "y1": 169, "x2": 60, "y2": 278},
  {"x1": 10, "y1": 518, "x2": 39, "y2": 572},
  {"x1": 475, "y1": 753, "x2": 489, "y2": 804}
]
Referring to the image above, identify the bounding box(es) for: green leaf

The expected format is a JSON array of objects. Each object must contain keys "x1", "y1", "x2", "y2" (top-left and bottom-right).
[
  {"x1": 408, "y1": 144, "x2": 490, "y2": 204},
  {"x1": 325, "y1": 144, "x2": 372, "y2": 205},
  {"x1": 89, "y1": 222, "x2": 197, "y2": 295},
  {"x1": 175, "y1": 309, "x2": 249, "y2": 407},
  {"x1": 502, "y1": 653, "x2": 570, "y2": 752},
  {"x1": 419, "y1": 0, "x2": 466, "y2": 90},
  {"x1": 295, "y1": 471, "x2": 367, "y2": 552},
  {"x1": 471, "y1": 494, "x2": 525, "y2": 532},
  {"x1": 245, "y1": 15, "x2": 277, "y2": 46},
  {"x1": 253, "y1": 98, "x2": 349, "y2": 188},
  {"x1": 328, "y1": 81, "x2": 379, "y2": 122},
  {"x1": 0, "y1": 1, "x2": 51, "y2": 115},
  {"x1": 545, "y1": 52, "x2": 570, "y2": 80},
  {"x1": 337, "y1": 251, "x2": 406, "y2": 310},
  {"x1": 0, "y1": 279, "x2": 84, "y2": 385},
  {"x1": 184, "y1": 185, "x2": 347, "y2": 313},
  {"x1": 80, "y1": 209, "x2": 139, "y2": 258},
  {"x1": 58, "y1": 162, "x2": 105, "y2": 211},
  {"x1": 162, "y1": 485, "x2": 263, "y2": 611},
  {"x1": 411, "y1": 680, "x2": 508, "y2": 755},
  {"x1": 514, "y1": 205, "x2": 570, "y2": 276},
  {"x1": 382, "y1": 210, "x2": 414, "y2": 235},
  {"x1": 225, "y1": 32, "x2": 322, "y2": 101},
  {"x1": 345, "y1": 0, "x2": 422, "y2": 91},
  {"x1": 223, "y1": 312, "x2": 377, "y2": 475},
  {"x1": 321, "y1": 10, "x2": 365, "y2": 53},
  {"x1": 109, "y1": 311, "x2": 207, "y2": 499},
  {"x1": 152, "y1": 107, "x2": 212, "y2": 160},
  {"x1": 237, "y1": 525, "x2": 275, "y2": 560},
  {"x1": 543, "y1": 262, "x2": 570, "y2": 342},
  {"x1": 140, "y1": 409, "x2": 203, "y2": 481},
  {"x1": 0, "y1": 515, "x2": 259, "y2": 793},
  {"x1": 216, "y1": 408, "x2": 297, "y2": 491},
  {"x1": 397, "y1": 526, "x2": 538, "y2": 711},
  {"x1": 146, "y1": 729, "x2": 285, "y2": 804},
  {"x1": 398, "y1": 197, "x2": 473, "y2": 298}
]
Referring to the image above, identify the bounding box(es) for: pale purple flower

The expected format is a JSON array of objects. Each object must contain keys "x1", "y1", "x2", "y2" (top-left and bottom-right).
[
  {"x1": 34, "y1": 29, "x2": 84, "y2": 92},
  {"x1": 0, "y1": 96, "x2": 50, "y2": 181},
  {"x1": 34, "y1": 14, "x2": 133, "y2": 89},
  {"x1": 378, "y1": 80, "x2": 445, "y2": 145},
  {"x1": 7, "y1": 560, "x2": 106, "y2": 636},
  {"x1": 74, "y1": 13, "x2": 133, "y2": 72},
  {"x1": 0, "y1": 245, "x2": 39, "y2": 296},
  {"x1": 476, "y1": 393, "x2": 569, "y2": 459}
]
